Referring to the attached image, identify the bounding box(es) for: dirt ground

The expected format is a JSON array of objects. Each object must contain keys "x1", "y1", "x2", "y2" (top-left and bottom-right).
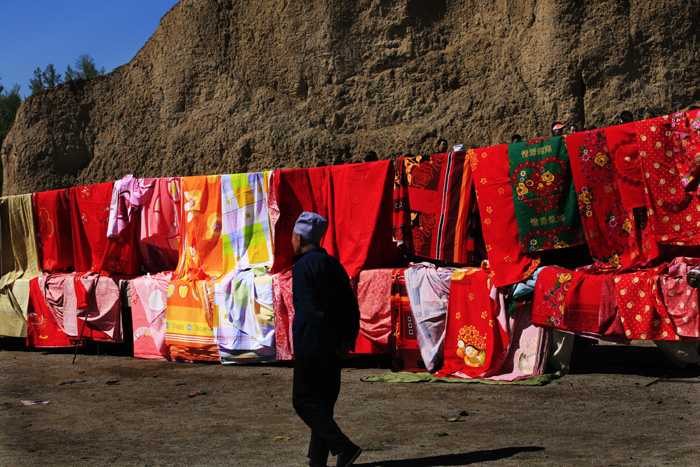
[{"x1": 1, "y1": 339, "x2": 698, "y2": 467}]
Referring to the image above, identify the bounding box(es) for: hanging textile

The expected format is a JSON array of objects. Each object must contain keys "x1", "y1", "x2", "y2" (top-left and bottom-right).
[
  {"x1": 392, "y1": 160, "x2": 411, "y2": 248},
  {"x1": 565, "y1": 129, "x2": 640, "y2": 267},
  {"x1": 604, "y1": 122, "x2": 647, "y2": 210},
  {"x1": 172, "y1": 175, "x2": 224, "y2": 279},
  {"x1": 637, "y1": 116, "x2": 700, "y2": 245},
  {"x1": 404, "y1": 263, "x2": 455, "y2": 373},
  {"x1": 483, "y1": 303, "x2": 551, "y2": 382},
  {"x1": 166, "y1": 175, "x2": 223, "y2": 362},
  {"x1": 391, "y1": 152, "x2": 478, "y2": 264},
  {"x1": 653, "y1": 257, "x2": 700, "y2": 339},
  {"x1": 108, "y1": 175, "x2": 181, "y2": 273},
  {"x1": 26, "y1": 275, "x2": 73, "y2": 348},
  {"x1": 614, "y1": 264, "x2": 679, "y2": 340},
  {"x1": 531, "y1": 265, "x2": 573, "y2": 330},
  {"x1": 270, "y1": 161, "x2": 399, "y2": 278},
  {"x1": 107, "y1": 175, "x2": 155, "y2": 239},
  {"x1": 272, "y1": 268, "x2": 294, "y2": 361},
  {"x1": 598, "y1": 274, "x2": 625, "y2": 336},
  {"x1": 563, "y1": 265, "x2": 609, "y2": 334},
  {"x1": 269, "y1": 167, "x2": 327, "y2": 274},
  {"x1": 0, "y1": 195, "x2": 42, "y2": 337},
  {"x1": 473, "y1": 144, "x2": 540, "y2": 287},
  {"x1": 355, "y1": 269, "x2": 394, "y2": 346},
  {"x1": 33, "y1": 189, "x2": 74, "y2": 272},
  {"x1": 437, "y1": 267, "x2": 510, "y2": 379},
  {"x1": 508, "y1": 136, "x2": 585, "y2": 252},
  {"x1": 165, "y1": 279, "x2": 219, "y2": 361},
  {"x1": 69, "y1": 182, "x2": 140, "y2": 274},
  {"x1": 130, "y1": 272, "x2": 172, "y2": 360},
  {"x1": 212, "y1": 267, "x2": 275, "y2": 363},
  {"x1": 390, "y1": 268, "x2": 426, "y2": 372},
  {"x1": 221, "y1": 172, "x2": 274, "y2": 271},
  {"x1": 138, "y1": 177, "x2": 181, "y2": 272}
]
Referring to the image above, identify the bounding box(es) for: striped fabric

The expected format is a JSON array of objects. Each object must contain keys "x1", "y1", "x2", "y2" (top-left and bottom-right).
[
  {"x1": 392, "y1": 152, "x2": 478, "y2": 265},
  {"x1": 221, "y1": 172, "x2": 274, "y2": 272}
]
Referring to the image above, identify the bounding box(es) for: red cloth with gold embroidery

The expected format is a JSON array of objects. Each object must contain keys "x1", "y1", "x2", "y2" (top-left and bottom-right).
[
  {"x1": 33, "y1": 189, "x2": 74, "y2": 272},
  {"x1": 438, "y1": 267, "x2": 509, "y2": 378},
  {"x1": 473, "y1": 144, "x2": 540, "y2": 287},
  {"x1": 637, "y1": 116, "x2": 700, "y2": 245},
  {"x1": 531, "y1": 266, "x2": 572, "y2": 330}
]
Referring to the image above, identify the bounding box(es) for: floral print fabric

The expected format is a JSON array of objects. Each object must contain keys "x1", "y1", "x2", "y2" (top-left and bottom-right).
[
  {"x1": 566, "y1": 130, "x2": 639, "y2": 267},
  {"x1": 473, "y1": 144, "x2": 540, "y2": 287},
  {"x1": 508, "y1": 136, "x2": 585, "y2": 252},
  {"x1": 531, "y1": 266, "x2": 572, "y2": 330}
]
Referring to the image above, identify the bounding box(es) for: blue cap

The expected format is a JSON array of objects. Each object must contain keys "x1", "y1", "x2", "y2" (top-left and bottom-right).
[{"x1": 294, "y1": 212, "x2": 328, "y2": 244}]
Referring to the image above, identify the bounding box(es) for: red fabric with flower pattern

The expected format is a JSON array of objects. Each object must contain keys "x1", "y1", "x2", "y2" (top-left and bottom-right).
[
  {"x1": 565, "y1": 130, "x2": 641, "y2": 267},
  {"x1": 473, "y1": 144, "x2": 540, "y2": 287},
  {"x1": 531, "y1": 266, "x2": 571, "y2": 330},
  {"x1": 604, "y1": 122, "x2": 647, "y2": 210}
]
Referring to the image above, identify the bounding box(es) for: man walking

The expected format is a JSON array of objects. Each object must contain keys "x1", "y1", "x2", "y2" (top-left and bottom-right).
[{"x1": 291, "y1": 212, "x2": 362, "y2": 467}]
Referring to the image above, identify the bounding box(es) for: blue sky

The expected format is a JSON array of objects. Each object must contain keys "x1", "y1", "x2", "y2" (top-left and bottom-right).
[{"x1": 0, "y1": 0, "x2": 179, "y2": 97}]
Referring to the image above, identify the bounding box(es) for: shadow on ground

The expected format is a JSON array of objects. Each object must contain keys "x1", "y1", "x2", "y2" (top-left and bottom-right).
[{"x1": 356, "y1": 446, "x2": 545, "y2": 466}]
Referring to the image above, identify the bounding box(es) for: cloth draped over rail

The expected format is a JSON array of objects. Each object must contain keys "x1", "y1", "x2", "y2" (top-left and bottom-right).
[
  {"x1": 473, "y1": 144, "x2": 540, "y2": 287},
  {"x1": 221, "y1": 172, "x2": 274, "y2": 271},
  {"x1": 565, "y1": 129, "x2": 641, "y2": 268},
  {"x1": 32, "y1": 189, "x2": 74, "y2": 273},
  {"x1": 130, "y1": 272, "x2": 173, "y2": 360},
  {"x1": 508, "y1": 136, "x2": 585, "y2": 253},
  {"x1": 69, "y1": 182, "x2": 141, "y2": 275},
  {"x1": 0, "y1": 194, "x2": 42, "y2": 337},
  {"x1": 270, "y1": 161, "x2": 399, "y2": 279},
  {"x1": 108, "y1": 175, "x2": 181, "y2": 272},
  {"x1": 392, "y1": 151, "x2": 479, "y2": 264},
  {"x1": 166, "y1": 175, "x2": 223, "y2": 362},
  {"x1": 212, "y1": 267, "x2": 275, "y2": 363},
  {"x1": 404, "y1": 263, "x2": 455, "y2": 373}
]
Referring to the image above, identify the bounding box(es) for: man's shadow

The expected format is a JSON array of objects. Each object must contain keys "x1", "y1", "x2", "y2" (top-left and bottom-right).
[{"x1": 356, "y1": 446, "x2": 545, "y2": 466}]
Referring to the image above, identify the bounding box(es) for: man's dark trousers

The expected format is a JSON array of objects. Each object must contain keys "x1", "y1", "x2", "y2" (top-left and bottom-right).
[{"x1": 293, "y1": 355, "x2": 352, "y2": 464}]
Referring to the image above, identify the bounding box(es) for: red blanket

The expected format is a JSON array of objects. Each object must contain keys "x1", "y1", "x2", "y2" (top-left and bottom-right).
[
  {"x1": 473, "y1": 144, "x2": 540, "y2": 287},
  {"x1": 69, "y1": 182, "x2": 141, "y2": 274},
  {"x1": 33, "y1": 189, "x2": 74, "y2": 272},
  {"x1": 26, "y1": 276, "x2": 73, "y2": 348},
  {"x1": 637, "y1": 116, "x2": 700, "y2": 245},
  {"x1": 270, "y1": 161, "x2": 399, "y2": 278},
  {"x1": 565, "y1": 130, "x2": 641, "y2": 267},
  {"x1": 564, "y1": 266, "x2": 608, "y2": 333},
  {"x1": 531, "y1": 266, "x2": 572, "y2": 330}
]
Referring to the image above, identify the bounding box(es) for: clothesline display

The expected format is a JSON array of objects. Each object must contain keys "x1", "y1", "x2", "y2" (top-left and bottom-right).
[{"x1": 1, "y1": 109, "x2": 700, "y2": 378}]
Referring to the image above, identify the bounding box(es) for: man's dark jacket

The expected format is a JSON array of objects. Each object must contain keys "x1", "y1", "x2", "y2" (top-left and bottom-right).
[{"x1": 292, "y1": 247, "x2": 360, "y2": 358}]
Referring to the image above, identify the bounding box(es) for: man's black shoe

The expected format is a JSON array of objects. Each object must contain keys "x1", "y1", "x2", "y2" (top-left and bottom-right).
[{"x1": 336, "y1": 444, "x2": 362, "y2": 467}]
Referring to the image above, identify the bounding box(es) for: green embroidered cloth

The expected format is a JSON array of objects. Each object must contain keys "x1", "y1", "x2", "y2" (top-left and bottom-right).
[{"x1": 508, "y1": 137, "x2": 585, "y2": 252}]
